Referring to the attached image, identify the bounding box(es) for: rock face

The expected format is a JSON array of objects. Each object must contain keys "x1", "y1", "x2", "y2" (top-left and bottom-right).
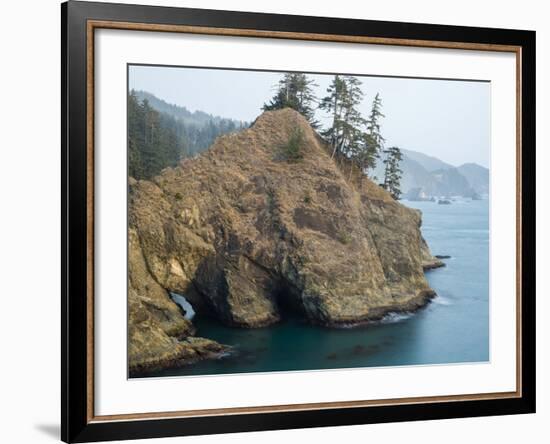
[
  {"x1": 128, "y1": 108, "x2": 442, "y2": 374},
  {"x1": 128, "y1": 228, "x2": 227, "y2": 375}
]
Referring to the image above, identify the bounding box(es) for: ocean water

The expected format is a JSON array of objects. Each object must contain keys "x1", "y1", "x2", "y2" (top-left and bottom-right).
[{"x1": 141, "y1": 199, "x2": 489, "y2": 378}]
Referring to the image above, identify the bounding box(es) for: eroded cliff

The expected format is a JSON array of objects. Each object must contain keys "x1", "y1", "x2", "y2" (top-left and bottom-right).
[{"x1": 128, "y1": 108, "x2": 442, "y2": 375}]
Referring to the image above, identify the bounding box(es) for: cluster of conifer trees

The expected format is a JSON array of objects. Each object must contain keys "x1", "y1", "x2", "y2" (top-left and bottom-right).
[
  {"x1": 262, "y1": 73, "x2": 403, "y2": 199},
  {"x1": 128, "y1": 73, "x2": 403, "y2": 198},
  {"x1": 128, "y1": 91, "x2": 183, "y2": 180},
  {"x1": 128, "y1": 91, "x2": 245, "y2": 179}
]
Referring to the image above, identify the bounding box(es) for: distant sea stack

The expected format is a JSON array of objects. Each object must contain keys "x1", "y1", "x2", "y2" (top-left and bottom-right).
[{"x1": 128, "y1": 108, "x2": 442, "y2": 375}]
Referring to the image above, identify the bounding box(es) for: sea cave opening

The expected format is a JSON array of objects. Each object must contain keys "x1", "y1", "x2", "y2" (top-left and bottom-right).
[
  {"x1": 272, "y1": 279, "x2": 307, "y2": 321},
  {"x1": 169, "y1": 292, "x2": 196, "y2": 320}
]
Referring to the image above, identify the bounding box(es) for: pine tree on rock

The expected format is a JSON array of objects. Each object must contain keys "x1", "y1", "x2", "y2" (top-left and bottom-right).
[
  {"x1": 382, "y1": 146, "x2": 404, "y2": 200},
  {"x1": 353, "y1": 132, "x2": 380, "y2": 181},
  {"x1": 319, "y1": 75, "x2": 344, "y2": 157},
  {"x1": 319, "y1": 75, "x2": 366, "y2": 160},
  {"x1": 263, "y1": 73, "x2": 319, "y2": 127},
  {"x1": 362, "y1": 92, "x2": 386, "y2": 177},
  {"x1": 367, "y1": 93, "x2": 385, "y2": 144}
]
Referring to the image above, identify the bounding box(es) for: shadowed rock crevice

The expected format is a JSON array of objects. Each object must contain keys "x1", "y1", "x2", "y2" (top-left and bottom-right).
[{"x1": 128, "y1": 108, "x2": 443, "y2": 374}]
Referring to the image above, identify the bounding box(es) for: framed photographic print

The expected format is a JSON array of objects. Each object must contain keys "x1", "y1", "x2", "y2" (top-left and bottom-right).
[{"x1": 61, "y1": 1, "x2": 536, "y2": 442}]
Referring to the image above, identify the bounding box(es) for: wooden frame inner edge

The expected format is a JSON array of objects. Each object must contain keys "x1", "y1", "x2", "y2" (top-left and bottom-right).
[{"x1": 85, "y1": 19, "x2": 523, "y2": 423}]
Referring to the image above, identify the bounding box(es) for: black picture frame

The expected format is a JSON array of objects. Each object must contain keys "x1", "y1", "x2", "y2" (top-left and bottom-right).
[{"x1": 62, "y1": 1, "x2": 536, "y2": 442}]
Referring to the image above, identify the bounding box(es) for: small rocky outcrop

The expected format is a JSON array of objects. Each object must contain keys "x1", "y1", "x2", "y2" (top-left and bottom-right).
[{"x1": 128, "y1": 108, "x2": 442, "y2": 374}]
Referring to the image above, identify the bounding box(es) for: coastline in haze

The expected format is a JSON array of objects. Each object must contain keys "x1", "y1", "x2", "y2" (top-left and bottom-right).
[{"x1": 127, "y1": 65, "x2": 490, "y2": 378}]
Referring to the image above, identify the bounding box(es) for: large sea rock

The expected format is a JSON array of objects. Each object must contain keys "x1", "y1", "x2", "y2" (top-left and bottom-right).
[{"x1": 128, "y1": 108, "x2": 442, "y2": 375}]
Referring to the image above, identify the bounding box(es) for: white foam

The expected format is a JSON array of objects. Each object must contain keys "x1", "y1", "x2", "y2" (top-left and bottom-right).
[
  {"x1": 433, "y1": 295, "x2": 453, "y2": 306},
  {"x1": 380, "y1": 312, "x2": 414, "y2": 323}
]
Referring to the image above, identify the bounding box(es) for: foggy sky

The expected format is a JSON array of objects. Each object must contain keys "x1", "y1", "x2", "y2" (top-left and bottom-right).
[{"x1": 129, "y1": 65, "x2": 491, "y2": 168}]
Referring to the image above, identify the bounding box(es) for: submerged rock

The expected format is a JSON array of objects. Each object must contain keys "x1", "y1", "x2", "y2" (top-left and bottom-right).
[{"x1": 128, "y1": 108, "x2": 442, "y2": 373}]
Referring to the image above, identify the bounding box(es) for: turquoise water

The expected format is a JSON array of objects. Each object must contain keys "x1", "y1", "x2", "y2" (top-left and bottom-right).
[{"x1": 142, "y1": 199, "x2": 489, "y2": 378}]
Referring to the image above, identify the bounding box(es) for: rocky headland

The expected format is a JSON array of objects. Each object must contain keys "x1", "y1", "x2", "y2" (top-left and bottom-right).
[{"x1": 128, "y1": 108, "x2": 443, "y2": 376}]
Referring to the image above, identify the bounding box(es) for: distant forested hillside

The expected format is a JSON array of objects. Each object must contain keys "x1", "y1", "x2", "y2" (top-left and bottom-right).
[
  {"x1": 134, "y1": 90, "x2": 243, "y2": 128},
  {"x1": 128, "y1": 92, "x2": 183, "y2": 179},
  {"x1": 128, "y1": 90, "x2": 247, "y2": 179}
]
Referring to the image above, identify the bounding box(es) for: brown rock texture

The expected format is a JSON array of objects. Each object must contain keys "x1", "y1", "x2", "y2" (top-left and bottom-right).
[
  {"x1": 128, "y1": 108, "x2": 442, "y2": 374},
  {"x1": 128, "y1": 228, "x2": 227, "y2": 375}
]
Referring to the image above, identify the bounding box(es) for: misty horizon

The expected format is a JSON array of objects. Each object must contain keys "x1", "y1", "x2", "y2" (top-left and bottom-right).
[{"x1": 129, "y1": 65, "x2": 491, "y2": 169}]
